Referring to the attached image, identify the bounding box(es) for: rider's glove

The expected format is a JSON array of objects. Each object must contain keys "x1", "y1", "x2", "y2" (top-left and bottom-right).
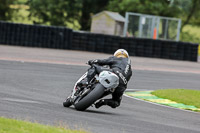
[{"x1": 88, "y1": 59, "x2": 98, "y2": 65}]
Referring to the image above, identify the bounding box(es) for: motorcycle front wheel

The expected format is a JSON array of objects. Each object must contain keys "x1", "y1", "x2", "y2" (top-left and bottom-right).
[
  {"x1": 63, "y1": 98, "x2": 72, "y2": 107},
  {"x1": 74, "y1": 83, "x2": 105, "y2": 111}
]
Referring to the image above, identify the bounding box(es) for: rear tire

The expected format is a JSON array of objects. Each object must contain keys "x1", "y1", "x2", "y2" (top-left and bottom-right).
[
  {"x1": 63, "y1": 98, "x2": 72, "y2": 107},
  {"x1": 74, "y1": 84, "x2": 105, "y2": 111}
]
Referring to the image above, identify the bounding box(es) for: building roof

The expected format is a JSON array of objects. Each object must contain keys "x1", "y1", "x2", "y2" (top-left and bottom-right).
[{"x1": 92, "y1": 11, "x2": 125, "y2": 22}]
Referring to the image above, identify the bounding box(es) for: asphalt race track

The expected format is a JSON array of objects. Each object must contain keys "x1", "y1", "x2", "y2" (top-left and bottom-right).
[{"x1": 0, "y1": 46, "x2": 200, "y2": 133}]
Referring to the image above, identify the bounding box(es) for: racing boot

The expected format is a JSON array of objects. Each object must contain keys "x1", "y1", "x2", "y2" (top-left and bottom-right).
[
  {"x1": 95, "y1": 99, "x2": 105, "y2": 108},
  {"x1": 95, "y1": 99, "x2": 119, "y2": 108}
]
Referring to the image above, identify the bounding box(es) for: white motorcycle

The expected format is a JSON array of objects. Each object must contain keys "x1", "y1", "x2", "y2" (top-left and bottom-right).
[{"x1": 63, "y1": 64, "x2": 119, "y2": 111}]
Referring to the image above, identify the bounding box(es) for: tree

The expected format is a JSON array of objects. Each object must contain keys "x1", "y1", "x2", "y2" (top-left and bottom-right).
[
  {"x1": 28, "y1": 0, "x2": 109, "y2": 30},
  {"x1": 0, "y1": 0, "x2": 13, "y2": 20},
  {"x1": 27, "y1": 0, "x2": 200, "y2": 32},
  {"x1": 107, "y1": 0, "x2": 181, "y2": 17},
  {"x1": 180, "y1": 0, "x2": 200, "y2": 31},
  {"x1": 28, "y1": 0, "x2": 81, "y2": 29},
  {"x1": 80, "y1": 0, "x2": 109, "y2": 30}
]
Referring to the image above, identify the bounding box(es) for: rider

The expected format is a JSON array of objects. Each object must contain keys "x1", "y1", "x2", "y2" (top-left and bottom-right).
[{"x1": 78, "y1": 49, "x2": 132, "y2": 109}]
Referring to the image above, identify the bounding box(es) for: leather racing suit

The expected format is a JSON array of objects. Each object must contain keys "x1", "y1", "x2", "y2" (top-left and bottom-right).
[{"x1": 87, "y1": 56, "x2": 132, "y2": 108}]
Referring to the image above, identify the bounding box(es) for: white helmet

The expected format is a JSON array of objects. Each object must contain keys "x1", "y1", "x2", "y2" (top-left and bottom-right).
[{"x1": 114, "y1": 49, "x2": 129, "y2": 58}]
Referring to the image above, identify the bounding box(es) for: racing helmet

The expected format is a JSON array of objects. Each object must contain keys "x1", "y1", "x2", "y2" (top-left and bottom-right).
[{"x1": 114, "y1": 49, "x2": 129, "y2": 58}]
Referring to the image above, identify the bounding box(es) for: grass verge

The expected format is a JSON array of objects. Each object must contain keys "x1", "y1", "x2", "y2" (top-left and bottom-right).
[
  {"x1": 152, "y1": 89, "x2": 200, "y2": 108},
  {"x1": 0, "y1": 117, "x2": 87, "y2": 133},
  {"x1": 183, "y1": 25, "x2": 200, "y2": 38}
]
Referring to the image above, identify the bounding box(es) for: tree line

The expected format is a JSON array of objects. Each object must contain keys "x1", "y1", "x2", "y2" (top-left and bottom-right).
[{"x1": 1, "y1": 0, "x2": 200, "y2": 43}]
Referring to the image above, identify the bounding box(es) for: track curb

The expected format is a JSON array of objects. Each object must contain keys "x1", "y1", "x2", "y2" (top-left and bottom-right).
[{"x1": 125, "y1": 90, "x2": 200, "y2": 112}]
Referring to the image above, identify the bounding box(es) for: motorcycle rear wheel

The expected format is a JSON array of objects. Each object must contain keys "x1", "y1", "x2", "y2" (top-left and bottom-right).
[{"x1": 74, "y1": 83, "x2": 105, "y2": 111}]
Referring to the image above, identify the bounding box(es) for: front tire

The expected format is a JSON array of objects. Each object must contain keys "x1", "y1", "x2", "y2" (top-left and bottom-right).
[
  {"x1": 74, "y1": 84, "x2": 105, "y2": 111},
  {"x1": 63, "y1": 98, "x2": 72, "y2": 107}
]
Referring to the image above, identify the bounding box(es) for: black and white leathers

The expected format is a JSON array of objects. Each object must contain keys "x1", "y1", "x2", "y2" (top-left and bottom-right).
[{"x1": 88, "y1": 56, "x2": 132, "y2": 108}]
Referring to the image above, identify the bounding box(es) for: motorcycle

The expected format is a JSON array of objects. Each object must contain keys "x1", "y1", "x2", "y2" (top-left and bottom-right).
[{"x1": 63, "y1": 64, "x2": 119, "y2": 111}]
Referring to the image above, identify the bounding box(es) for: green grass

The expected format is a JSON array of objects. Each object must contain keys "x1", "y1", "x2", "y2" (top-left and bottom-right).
[
  {"x1": 152, "y1": 89, "x2": 200, "y2": 108},
  {"x1": 183, "y1": 25, "x2": 200, "y2": 38},
  {"x1": 181, "y1": 25, "x2": 200, "y2": 44},
  {"x1": 182, "y1": 25, "x2": 200, "y2": 55},
  {"x1": 0, "y1": 117, "x2": 88, "y2": 133},
  {"x1": 198, "y1": 45, "x2": 200, "y2": 55}
]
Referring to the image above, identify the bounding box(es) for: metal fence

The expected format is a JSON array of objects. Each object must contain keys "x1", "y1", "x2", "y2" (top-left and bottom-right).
[{"x1": 123, "y1": 12, "x2": 181, "y2": 41}]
